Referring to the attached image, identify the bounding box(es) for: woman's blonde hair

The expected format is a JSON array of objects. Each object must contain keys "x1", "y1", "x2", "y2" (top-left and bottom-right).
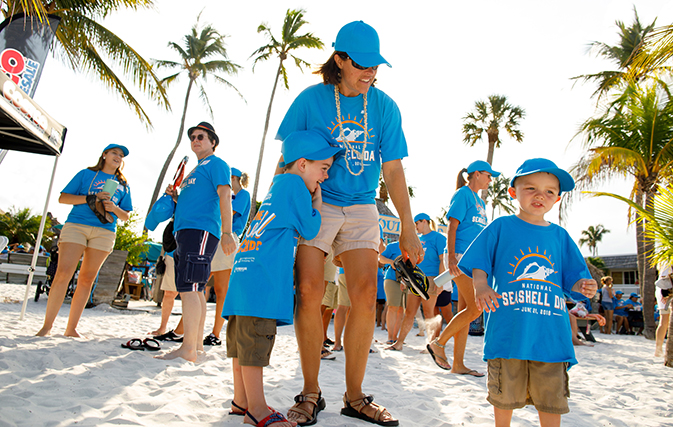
[
  {"x1": 600, "y1": 276, "x2": 613, "y2": 285},
  {"x1": 456, "y1": 168, "x2": 476, "y2": 190},
  {"x1": 88, "y1": 149, "x2": 127, "y2": 185},
  {"x1": 239, "y1": 172, "x2": 249, "y2": 188}
]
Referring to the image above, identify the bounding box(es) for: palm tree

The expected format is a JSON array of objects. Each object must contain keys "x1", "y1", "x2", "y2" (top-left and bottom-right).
[
  {"x1": 0, "y1": 207, "x2": 52, "y2": 246},
  {"x1": 629, "y1": 23, "x2": 673, "y2": 82},
  {"x1": 578, "y1": 224, "x2": 611, "y2": 256},
  {"x1": 486, "y1": 175, "x2": 515, "y2": 220},
  {"x1": 569, "y1": 82, "x2": 673, "y2": 339},
  {"x1": 1, "y1": 0, "x2": 169, "y2": 126},
  {"x1": 248, "y1": 8, "x2": 323, "y2": 220},
  {"x1": 146, "y1": 15, "x2": 243, "y2": 216},
  {"x1": 572, "y1": 7, "x2": 658, "y2": 101},
  {"x1": 462, "y1": 94, "x2": 525, "y2": 200}
]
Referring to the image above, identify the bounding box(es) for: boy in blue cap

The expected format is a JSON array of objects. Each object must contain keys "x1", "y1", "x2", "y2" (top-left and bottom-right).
[
  {"x1": 222, "y1": 130, "x2": 343, "y2": 427},
  {"x1": 457, "y1": 158, "x2": 597, "y2": 427}
]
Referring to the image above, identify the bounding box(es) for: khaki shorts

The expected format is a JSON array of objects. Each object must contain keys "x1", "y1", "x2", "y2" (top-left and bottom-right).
[
  {"x1": 321, "y1": 281, "x2": 338, "y2": 309},
  {"x1": 159, "y1": 255, "x2": 176, "y2": 292},
  {"x1": 337, "y1": 273, "x2": 350, "y2": 307},
  {"x1": 384, "y1": 279, "x2": 406, "y2": 307},
  {"x1": 226, "y1": 315, "x2": 277, "y2": 367},
  {"x1": 487, "y1": 358, "x2": 570, "y2": 414},
  {"x1": 59, "y1": 223, "x2": 115, "y2": 253},
  {"x1": 300, "y1": 203, "x2": 379, "y2": 257},
  {"x1": 324, "y1": 252, "x2": 337, "y2": 282},
  {"x1": 211, "y1": 233, "x2": 239, "y2": 271}
]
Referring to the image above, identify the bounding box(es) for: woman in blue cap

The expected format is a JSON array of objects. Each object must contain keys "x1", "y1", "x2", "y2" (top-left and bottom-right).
[
  {"x1": 426, "y1": 160, "x2": 499, "y2": 376},
  {"x1": 37, "y1": 144, "x2": 133, "y2": 337},
  {"x1": 277, "y1": 20, "x2": 421, "y2": 427}
]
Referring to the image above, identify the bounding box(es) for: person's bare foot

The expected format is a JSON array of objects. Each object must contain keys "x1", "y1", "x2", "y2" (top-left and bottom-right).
[
  {"x1": 384, "y1": 341, "x2": 403, "y2": 351},
  {"x1": 155, "y1": 346, "x2": 197, "y2": 362},
  {"x1": 36, "y1": 327, "x2": 51, "y2": 337},
  {"x1": 246, "y1": 408, "x2": 296, "y2": 427},
  {"x1": 655, "y1": 347, "x2": 663, "y2": 357},
  {"x1": 64, "y1": 329, "x2": 85, "y2": 338},
  {"x1": 149, "y1": 328, "x2": 166, "y2": 336}
]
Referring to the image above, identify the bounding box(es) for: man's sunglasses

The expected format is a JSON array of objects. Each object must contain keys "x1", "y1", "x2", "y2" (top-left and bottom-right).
[
  {"x1": 338, "y1": 53, "x2": 378, "y2": 71},
  {"x1": 190, "y1": 133, "x2": 207, "y2": 141}
]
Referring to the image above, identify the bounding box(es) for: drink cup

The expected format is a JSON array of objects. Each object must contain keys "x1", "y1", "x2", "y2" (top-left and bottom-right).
[
  {"x1": 434, "y1": 269, "x2": 455, "y2": 291},
  {"x1": 102, "y1": 178, "x2": 119, "y2": 196}
]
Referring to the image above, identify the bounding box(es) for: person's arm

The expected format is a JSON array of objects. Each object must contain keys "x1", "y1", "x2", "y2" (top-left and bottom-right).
[
  {"x1": 571, "y1": 278, "x2": 598, "y2": 299},
  {"x1": 446, "y1": 217, "x2": 461, "y2": 276},
  {"x1": 379, "y1": 254, "x2": 395, "y2": 267},
  {"x1": 102, "y1": 200, "x2": 130, "y2": 221},
  {"x1": 607, "y1": 286, "x2": 614, "y2": 299},
  {"x1": 382, "y1": 159, "x2": 423, "y2": 264},
  {"x1": 218, "y1": 185, "x2": 236, "y2": 255},
  {"x1": 59, "y1": 193, "x2": 87, "y2": 205},
  {"x1": 473, "y1": 268, "x2": 501, "y2": 312}
]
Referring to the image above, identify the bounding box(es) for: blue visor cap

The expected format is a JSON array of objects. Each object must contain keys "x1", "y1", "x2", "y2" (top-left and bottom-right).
[
  {"x1": 630, "y1": 293, "x2": 640, "y2": 298},
  {"x1": 280, "y1": 130, "x2": 345, "y2": 168},
  {"x1": 231, "y1": 167, "x2": 242, "y2": 178},
  {"x1": 333, "y1": 20, "x2": 391, "y2": 68},
  {"x1": 467, "y1": 160, "x2": 500, "y2": 177},
  {"x1": 103, "y1": 143, "x2": 129, "y2": 157},
  {"x1": 414, "y1": 213, "x2": 431, "y2": 223},
  {"x1": 615, "y1": 290, "x2": 624, "y2": 295},
  {"x1": 510, "y1": 158, "x2": 575, "y2": 194}
]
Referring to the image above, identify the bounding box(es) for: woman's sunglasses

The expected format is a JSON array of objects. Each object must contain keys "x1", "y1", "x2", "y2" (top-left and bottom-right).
[{"x1": 338, "y1": 53, "x2": 378, "y2": 71}]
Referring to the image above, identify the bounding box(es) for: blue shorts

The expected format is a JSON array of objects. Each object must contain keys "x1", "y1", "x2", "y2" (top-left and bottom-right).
[
  {"x1": 601, "y1": 301, "x2": 614, "y2": 311},
  {"x1": 436, "y1": 290, "x2": 452, "y2": 307},
  {"x1": 174, "y1": 229, "x2": 219, "y2": 293}
]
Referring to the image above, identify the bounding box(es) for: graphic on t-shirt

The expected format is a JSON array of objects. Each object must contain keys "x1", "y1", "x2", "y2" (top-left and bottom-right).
[
  {"x1": 238, "y1": 210, "x2": 276, "y2": 254},
  {"x1": 329, "y1": 114, "x2": 376, "y2": 169},
  {"x1": 509, "y1": 248, "x2": 559, "y2": 286}
]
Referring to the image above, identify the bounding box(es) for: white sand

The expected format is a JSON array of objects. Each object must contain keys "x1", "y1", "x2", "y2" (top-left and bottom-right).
[{"x1": 0, "y1": 282, "x2": 671, "y2": 427}]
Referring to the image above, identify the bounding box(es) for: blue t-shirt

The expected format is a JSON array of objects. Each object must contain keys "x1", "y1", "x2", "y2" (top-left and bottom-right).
[
  {"x1": 614, "y1": 297, "x2": 629, "y2": 316},
  {"x1": 377, "y1": 267, "x2": 385, "y2": 300},
  {"x1": 446, "y1": 185, "x2": 488, "y2": 254},
  {"x1": 222, "y1": 174, "x2": 321, "y2": 326},
  {"x1": 62, "y1": 169, "x2": 133, "y2": 232},
  {"x1": 381, "y1": 241, "x2": 402, "y2": 281},
  {"x1": 232, "y1": 188, "x2": 251, "y2": 236},
  {"x1": 276, "y1": 83, "x2": 408, "y2": 207},
  {"x1": 417, "y1": 230, "x2": 447, "y2": 277},
  {"x1": 458, "y1": 215, "x2": 591, "y2": 368},
  {"x1": 174, "y1": 155, "x2": 231, "y2": 238}
]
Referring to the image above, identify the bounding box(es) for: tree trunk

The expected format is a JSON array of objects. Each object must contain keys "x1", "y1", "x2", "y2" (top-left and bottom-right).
[
  {"x1": 483, "y1": 129, "x2": 498, "y2": 202},
  {"x1": 641, "y1": 189, "x2": 657, "y2": 339},
  {"x1": 249, "y1": 59, "x2": 284, "y2": 222},
  {"x1": 635, "y1": 190, "x2": 645, "y2": 288},
  {"x1": 146, "y1": 78, "x2": 195, "y2": 223},
  {"x1": 665, "y1": 312, "x2": 673, "y2": 367}
]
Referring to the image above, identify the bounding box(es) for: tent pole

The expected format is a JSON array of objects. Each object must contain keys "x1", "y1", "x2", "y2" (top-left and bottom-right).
[{"x1": 20, "y1": 155, "x2": 59, "y2": 321}]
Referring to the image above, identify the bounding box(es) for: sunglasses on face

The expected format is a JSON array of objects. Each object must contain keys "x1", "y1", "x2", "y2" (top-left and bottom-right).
[
  {"x1": 190, "y1": 133, "x2": 207, "y2": 141},
  {"x1": 338, "y1": 54, "x2": 378, "y2": 71}
]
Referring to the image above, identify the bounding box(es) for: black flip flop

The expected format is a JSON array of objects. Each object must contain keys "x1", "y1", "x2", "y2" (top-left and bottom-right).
[
  {"x1": 142, "y1": 338, "x2": 161, "y2": 351},
  {"x1": 154, "y1": 330, "x2": 183, "y2": 342},
  {"x1": 393, "y1": 256, "x2": 430, "y2": 300},
  {"x1": 121, "y1": 338, "x2": 145, "y2": 351}
]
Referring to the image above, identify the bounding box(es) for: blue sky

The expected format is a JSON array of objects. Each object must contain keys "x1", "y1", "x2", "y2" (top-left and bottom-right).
[{"x1": 1, "y1": 0, "x2": 672, "y2": 257}]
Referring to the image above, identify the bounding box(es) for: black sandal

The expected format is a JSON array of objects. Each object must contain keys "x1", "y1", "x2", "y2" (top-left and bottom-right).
[
  {"x1": 287, "y1": 391, "x2": 326, "y2": 426},
  {"x1": 341, "y1": 393, "x2": 399, "y2": 426}
]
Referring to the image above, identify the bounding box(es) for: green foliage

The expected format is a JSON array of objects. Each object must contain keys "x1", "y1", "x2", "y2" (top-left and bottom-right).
[
  {"x1": 579, "y1": 224, "x2": 611, "y2": 256},
  {"x1": 114, "y1": 211, "x2": 151, "y2": 265},
  {"x1": 486, "y1": 175, "x2": 515, "y2": 220},
  {"x1": 0, "y1": 207, "x2": 52, "y2": 246},
  {"x1": 437, "y1": 207, "x2": 448, "y2": 226},
  {"x1": 586, "y1": 256, "x2": 607, "y2": 273}
]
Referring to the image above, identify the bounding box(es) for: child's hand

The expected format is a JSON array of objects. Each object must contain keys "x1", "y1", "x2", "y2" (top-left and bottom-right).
[
  {"x1": 577, "y1": 278, "x2": 598, "y2": 299},
  {"x1": 311, "y1": 183, "x2": 323, "y2": 211},
  {"x1": 473, "y1": 269, "x2": 501, "y2": 313}
]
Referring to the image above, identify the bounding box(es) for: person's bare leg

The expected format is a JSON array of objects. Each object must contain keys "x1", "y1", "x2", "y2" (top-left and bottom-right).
[
  {"x1": 451, "y1": 291, "x2": 480, "y2": 372},
  {"x1": 569, "y1": 312, "x2": 590, "y2": 346},
  {"x1": 494, "y1": 407, "x2": 513, "y2": 427},
  {"x1": 211, "y1": 269, "x2": 231, "y2": 338},
  {"x1": 386, "y1": 306, "x2": 403, "y2": 342},
  {"x1": 156, "y1": 291, "x2": 202, "y2": 361},
  {"x1": 381, "y1": 303, "x2": 388, "y2": 330},
  {"x1": 429, "y1": 274, "x2": 481, "y2": 365},
  {"x1": 321, "y1": 304, "x2": 332, "y2": 343},
  {"x1": 231, "y1": 358, "x2": 248, "y2": 413},
  {"x1": 439, "y1": 303, "x2": 454, "y2": 324},
  {"x1": 286, "y1": 245, "x2": 324, "y2": 424},
  {"x1": 655, "y1": 312, "x2": 670, "y2": 356},
  {"x1": 196, "y1": 291, "x2": 206, "y2": 352},
  {"x1": 242, "y1": 365, "x2": 295, "y2": 427},
  {"x1": 37, "y1": 242, "x2": 85, "y2": 336},
  {"x1": 150, "y1": 290, "x2": 178, "y2": 335},
  {"x1": 63, "y1": 247, "x2": 111, "y2": 338},
  {"x1": 388, "y1": 295, "x2": 421, "y2": 350},
  {"x1": 341, "y1": 249, "x2": 396, "y2": 423},
  {"x1": 174, "y1": 317, "x2": 184, "y2": 335},
  {"x1": 421, "y1": 293, "x2": 440, "y2": 342},
  {"x1": 604, "y1": 309, "x2": 613, "y2": 334},
  {"x1": 538, "y1": 411, "x2": 561, "y2": 427},
  {"x1": 333, "y1": 304, "x2": 350, "y2": 350}
]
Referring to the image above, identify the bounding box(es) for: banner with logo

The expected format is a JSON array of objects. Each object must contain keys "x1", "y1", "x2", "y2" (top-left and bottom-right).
[{"x1": 379, "y1": 214, "x2": 448, "y2": 237}]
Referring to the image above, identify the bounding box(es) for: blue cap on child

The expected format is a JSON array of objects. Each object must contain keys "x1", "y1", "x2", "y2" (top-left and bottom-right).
[
  {"x1": 279, "y1": 130, "x2": 345, "y2": 168},
  {"x1": 414, "y1": 213, "x2": 431, "y2": 223},
  {"x1": 510, "y1": 158, "x2": 575, "y2": 194}
]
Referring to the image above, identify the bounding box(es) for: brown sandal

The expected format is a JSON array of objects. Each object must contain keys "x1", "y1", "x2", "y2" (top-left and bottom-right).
[
  {"x1": 340, "y1": 393, "x2": 399, "y2": 426},
  {"x1": 286, "y1": 391, "x2": 325, "y2": 426}
]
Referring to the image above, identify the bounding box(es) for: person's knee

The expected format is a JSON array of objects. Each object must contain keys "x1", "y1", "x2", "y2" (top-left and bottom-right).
[{"x1": 295, "y1": 280, "x2": 324, "y2": 306}]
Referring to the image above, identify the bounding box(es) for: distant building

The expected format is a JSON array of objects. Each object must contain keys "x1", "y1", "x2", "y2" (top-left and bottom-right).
[{"x1": 601, "y1": 254, "x2": 638, "y2": 285}]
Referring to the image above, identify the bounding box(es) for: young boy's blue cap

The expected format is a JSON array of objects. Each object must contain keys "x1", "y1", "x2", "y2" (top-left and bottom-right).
[
  {"x1": 333, "y1": 21, "x2": 391, "y2": 68},
  {"x1": 414, "y1": 213, "x2": 431, "y2": 223},
  {"x1": 510, "y1": 158, "x2": 575, "y2": 194},
  {"x1": 279, "y1": 130, "x2": 345, "y2": 168},
  {"x1": 615, "y1": 290, "x2": 624, "y2": 295},
  {"x1": 467, "y1": 160, "x2": 501, "y2": 177},
  {"x1": 103, "y1": 143, "x2": 129, "y2": 157},
  {"x1": 231, "y1": 167, "x2": 242, "y2": 178},
  {"x1": 630, "y1": 292, "x2": 640, "y2": 298}
]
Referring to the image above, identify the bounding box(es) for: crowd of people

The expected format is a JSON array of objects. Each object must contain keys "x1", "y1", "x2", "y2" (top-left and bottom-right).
[{"x1": 27, "y1": 20, "x2": 668, "y2": 427}]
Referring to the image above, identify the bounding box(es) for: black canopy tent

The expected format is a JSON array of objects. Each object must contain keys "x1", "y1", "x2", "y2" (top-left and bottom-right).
[{"x1": 0, "y1": 71, "x2": 67, "y2": 319}]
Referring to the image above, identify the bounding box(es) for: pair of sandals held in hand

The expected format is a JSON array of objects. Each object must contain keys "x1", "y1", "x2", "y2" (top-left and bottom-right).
[
  {"x1": 86, "y1": 194, "x2": 113, "y2": 224},
  {"x1": 394, "y1": 255, "x2": 430, "y2": 300},
  {"x1": 287, "y1": 391, "x2": 398, "y2": 426}
]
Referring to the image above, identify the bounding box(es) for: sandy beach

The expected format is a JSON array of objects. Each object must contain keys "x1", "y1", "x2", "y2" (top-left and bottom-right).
[{"x1": 0, "y1": 282, "x2": 671, "y2": 427}]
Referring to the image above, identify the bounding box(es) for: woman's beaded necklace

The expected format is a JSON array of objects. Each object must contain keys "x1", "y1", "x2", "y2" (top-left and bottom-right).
[{"x1": 334, "y1": 84, "x2": 368, "y2": 176}]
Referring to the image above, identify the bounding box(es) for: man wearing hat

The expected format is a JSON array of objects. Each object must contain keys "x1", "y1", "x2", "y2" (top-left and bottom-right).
[
  {"x1": 613, "y1": 290, "x2": 631, "y2": 334},
  {"x1": 156, "y1": 121, "x2": 236, "y2": 362}
]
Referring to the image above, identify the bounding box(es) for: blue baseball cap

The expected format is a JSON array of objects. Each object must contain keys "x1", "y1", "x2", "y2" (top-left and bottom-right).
[
  {"x1": 615, "y1": 290, "x2": 624, "y2": 295},
  {"x1": 467, "y1": 160, "x2": 501, "y2": 177},
  {"x1": 231, "y1": 167, "x2": 242, "y2": 178},
  {"x1": 630, "y1": 292, "x2": 640, "y2": 298},
  {"x1": 103, "y1": 143, "x2": 129, "y2": 157},
  {"x1": 510, "y1": 158, "x2": 574, "y2": 194},
  {"x1": 414, "y1": 213, "x2": 431, "y2": 223},
  {"x1": 333, "y1": 21, "x2": 391, "y2": 68},
  {"x1": 279, "y1": 130, "x2": 345, "y2": 168}
]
